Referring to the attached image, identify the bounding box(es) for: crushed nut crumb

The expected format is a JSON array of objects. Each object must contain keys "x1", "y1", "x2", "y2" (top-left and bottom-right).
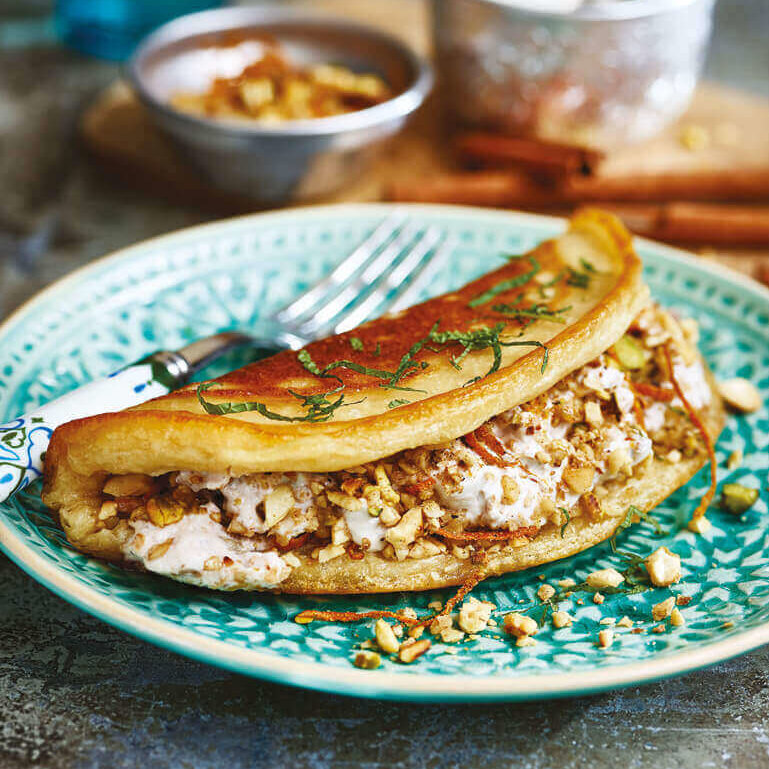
[
  {"x1": 503, "y1": 612, "x2": 538, "y2": 638},
  {"x1": 717, "y1": 378, "x2": 762, "y2": 413},
  {"x1": 552, "y1": 611, "x2": 572, "y2": 629},
  {"x1": 375, "y1": 619, "x2": 400, "y2": 654},
  {"x1": 670, "y1": 607, "x2": 685, "y2": 627},
  {"x1": 354, "y1": 650, "x2": 381, "y2": 669},
  {"x1": 688, "y1": 516, "x2": 712, "y2": 535},
  {"x1": 429, "y1": 615, "x2": 453, "y2": 636},
  {"x1": 646, "y1": 547, "x2": 682, "y2": 587},
  {"x1": 652, "y1": 596, "x2": 676, "y2": 621},
  {"x1": 598, "y1": 629, "x2": 614, "y2": 648},
  {"x1": 586, "y1": 568, "x2": 625, "y2": 589},
  {"x1": 399, "y1": 639, "x2": 431, "y2": 663},
  {"x1": 458, "y1": 596, "x2": 494, "y2": 634},
  {"x1": 440, "y1": 628, "x2": 465, "y2": 644},
  {"x1": 727, "y1": 450, "x2": 743, "y2": 471},
  {"x1": 537, "y1": 584, "x2": 556, "y2": 602}
]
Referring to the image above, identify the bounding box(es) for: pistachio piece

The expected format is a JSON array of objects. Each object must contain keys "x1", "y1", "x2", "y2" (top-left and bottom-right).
[
  {"x1": 146, "y1": 496, "x2": 185, "y2": 527},
  {"x1": 611, "y1": 335, "x2": 647, "y2": 370},
  {"x1": 720, "y1": 483, "x2": 759, "y2": 515}
]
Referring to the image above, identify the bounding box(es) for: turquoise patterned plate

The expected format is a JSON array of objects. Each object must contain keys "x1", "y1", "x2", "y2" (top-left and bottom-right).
[{"x1": 1, "y1": 204, "x2": 768, "y2": 702}]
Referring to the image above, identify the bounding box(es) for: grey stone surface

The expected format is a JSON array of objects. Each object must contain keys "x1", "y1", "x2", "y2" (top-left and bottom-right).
[{"x1": 1, "y1": 2, "x2": 769, "y2": 768}]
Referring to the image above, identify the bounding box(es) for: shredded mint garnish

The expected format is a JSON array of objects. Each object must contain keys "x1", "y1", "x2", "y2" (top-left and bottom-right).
[
  {"x1": 428, "y1": 323, "x2": 549, "y2": 381},
  {"x1": 196, "y1": 382, "x2": 359, "y2": 423},
  {"x1": 609, "y1": 505, "x2": 666, "y2": 554},
  {"x1": 544, "y1": 506, "x2": 667, "y2": 606},
  {"x1": 322, "y1": 359, "x2": 402, "y2": 380},
  {"x1": 565, "y1": 268, "x2": 590, "y2": 289},
  {"x1": 468, "y1": 256, "x2": 540, "y2": 307},
  {"x1": 209, "y1": 270, "x2": 558, "y2": 421},
  {"x1": 492, "y1": 302, "x2": 571, "y2": 325},
  {"x1": 297, "y1": 348, "x2": 325, "y2": 377},
  {"x1": 298, "y1": 336, "x2": 431, "y2": 392},
  {"x1": 559, "y1": 507, "x2": 571, "y2": 538},
  {"x1": 566, "y1": 260, "x2": 598, "y2": 289}
]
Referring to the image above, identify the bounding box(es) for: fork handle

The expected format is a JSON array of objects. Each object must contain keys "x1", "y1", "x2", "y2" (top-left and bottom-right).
[{"x1": 0, "y1": 354, "x2": 183, "y2": 503}]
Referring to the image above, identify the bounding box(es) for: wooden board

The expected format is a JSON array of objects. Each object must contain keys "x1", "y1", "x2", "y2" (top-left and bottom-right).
[{"x1": 79, "y1": 0, "x2": 769, "y2": 279}]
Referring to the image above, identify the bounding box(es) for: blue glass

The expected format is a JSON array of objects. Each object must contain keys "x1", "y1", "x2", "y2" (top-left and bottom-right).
[{"x1": 55, "y1": 0, "x2": 224, "y2": 61}]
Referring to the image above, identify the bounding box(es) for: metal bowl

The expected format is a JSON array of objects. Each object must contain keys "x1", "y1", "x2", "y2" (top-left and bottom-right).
[
  {"x1": 433, "y1": 0, "x2": 715, "y2": 147},
  {"x1": 128, "y1": 7, "x2": 432, "y2": 204}
]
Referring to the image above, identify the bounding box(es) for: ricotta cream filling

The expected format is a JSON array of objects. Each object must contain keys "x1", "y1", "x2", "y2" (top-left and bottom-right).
[
  {"x1": 126, "y1": 510, "x2": 292, "y2": 589},
  {"x1": 437, "y1": 376, "x2": 654, "y2": 532}
]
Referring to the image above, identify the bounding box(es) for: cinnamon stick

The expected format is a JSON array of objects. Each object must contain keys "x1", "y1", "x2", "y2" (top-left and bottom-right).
[
  {"x1": 605, "y1": 202, "x2": 769, "y2": 246},
  {"x1": 388, "y1": 171, "x2": 558, "y2": 208},
  {"x1": 388, "y1": 168, "x2": 769, "y2": 207},
  {"x1": 456, "y1": 132, "x2": 605, "y2": 178},
  {"x1": 567, "y1": 169, "x2": 769, "y2": 204}
]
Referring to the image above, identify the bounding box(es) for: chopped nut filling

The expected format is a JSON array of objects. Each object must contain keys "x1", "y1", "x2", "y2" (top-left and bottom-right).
[{"x1": 99, "y1": 305, "x2": 711, "y2": 590}]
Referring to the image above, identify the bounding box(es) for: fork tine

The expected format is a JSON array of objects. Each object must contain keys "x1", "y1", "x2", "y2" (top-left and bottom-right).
[
  {"x1": 295, "y1": 222, "x2": 421, "y2": 337},
  {"x1": 275, "y1": 211, "x2": 406, "y2": 324},
  {"x1": 383, "y1": 234, "x2": 455, "y2": 316},
  {"x1": 331, "y1": 227, "x2": 443, "y2": 334}
]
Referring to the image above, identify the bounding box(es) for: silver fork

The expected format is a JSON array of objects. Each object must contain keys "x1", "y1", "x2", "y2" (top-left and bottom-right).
[{"x1": 0, "y1": 214, "x2": 453, "y2": 502}]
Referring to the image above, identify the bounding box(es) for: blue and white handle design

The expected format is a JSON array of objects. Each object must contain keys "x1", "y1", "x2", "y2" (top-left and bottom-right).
[
  {"x1": 0, "y1": 331, "x2": 276, "y2": 504},
  {"x1": 0, "y1": 357, "x2": 177, "y2": 503}
]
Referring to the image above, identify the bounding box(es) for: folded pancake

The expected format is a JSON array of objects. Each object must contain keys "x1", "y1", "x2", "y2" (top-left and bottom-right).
[{"x1": 43, "y1": 209, "x2": 724, "y2": 594}]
